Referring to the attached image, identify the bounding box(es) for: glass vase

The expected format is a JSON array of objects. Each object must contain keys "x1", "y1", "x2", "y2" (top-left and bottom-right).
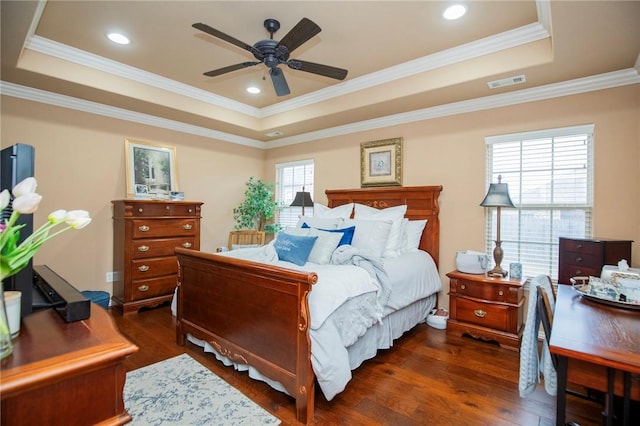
[{"x1": 0, "y1": 284, "x2": 14, "y2": 360}]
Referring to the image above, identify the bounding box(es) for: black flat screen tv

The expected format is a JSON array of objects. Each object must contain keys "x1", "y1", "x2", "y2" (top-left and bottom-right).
[{"x1": 1, "y1": 143, "x2": 35, "y2": 317}]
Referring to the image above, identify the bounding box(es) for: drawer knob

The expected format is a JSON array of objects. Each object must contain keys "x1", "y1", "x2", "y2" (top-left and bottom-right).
[
  {"x1": 183, "y1": 224, "x2": 192, "y2": 230},
  {"x1": 576, "y1": 257, "x2": 583, "y2": 263},
  {"x1": 576, "y1": 269, "x2": 582, "y2": 275},
  {"x1": 139, "y1": 225, "x2": 150, "y2": 232},
  {"x1": 138, "y1": 265, "x2": 149, "y2": 272},
  {"x1": 577, "y1": 244, "x2": 583, "y2": 249},
  {"x1": 188, "y1": 208, "x2": 193, "y2": 213},
  {"x1": 138, "y1": 208, "x2": 143, "y2": 213},
  {"x1": 182, "y1": 242, "x2": 192, "y2": 248},
  {"x1": 460, "y1": 284, "x2": 466, "y2": 290},
  {"x1": 138, "y1": 285, "x2": 149, "y2": 292},
  {"x1": 138, "y1": 245, "x2": 149, "y2": 252},
  {"x1": 474, "y1": 309, "x2": 487, "y2": 318},
  {"x1": 498, "y1": 290, "x2": 504, "y2": 296},
  {"x1": 166, "y1": 206, "x2": 170, "y2": 210}
]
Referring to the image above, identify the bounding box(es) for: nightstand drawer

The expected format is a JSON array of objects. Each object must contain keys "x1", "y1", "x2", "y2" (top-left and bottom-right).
[
  {"x1": 452, "y1": 279, "x2": 521, "y2": 304},
  {"x1": 454, "y1": 298, "x2": 512, "y2": 332}
]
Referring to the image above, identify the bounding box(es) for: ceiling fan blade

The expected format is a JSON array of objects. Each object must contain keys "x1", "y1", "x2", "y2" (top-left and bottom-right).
[
  {"x1": 277, "y1": 17, "x2": 321, "y2": 54},
  {"x1": 203, "y1": 62, "x2": 260, "y2": 77},
  {"x1": 288, "y1": 60, "x2": 348, "y2": 80},
  {"x1": 193, "y1": 23, "x2": 261, "y2": 57},
  {"x1": 270, "y1": 67, "x2": 290, "y2": 96}
]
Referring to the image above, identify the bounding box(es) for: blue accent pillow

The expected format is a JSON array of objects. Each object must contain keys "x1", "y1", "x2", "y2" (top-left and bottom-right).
[
  {"x1": 302, "y1": 223, "x2": 355, "y2": 247},
  {"x1": 273, "y1": 233, "x2": 318, "y2": 266}
]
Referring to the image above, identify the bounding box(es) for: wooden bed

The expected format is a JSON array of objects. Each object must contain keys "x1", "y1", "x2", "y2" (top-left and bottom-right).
[{"x1": 175, "y1": 185, "x2": 442, "y2": 424}]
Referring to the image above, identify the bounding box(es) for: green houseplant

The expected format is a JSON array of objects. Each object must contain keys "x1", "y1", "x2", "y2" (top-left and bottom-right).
[{"x1": 233, "y1": 177, "x2": 283, "y2": 234}]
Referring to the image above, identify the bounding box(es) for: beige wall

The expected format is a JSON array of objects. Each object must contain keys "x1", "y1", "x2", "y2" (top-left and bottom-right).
[
  {"x1": 2, "y1": 84, "x2": 639, "y2": 309},
  {"x1": 1, "y1": 96, "x2": 265, "y2": 293},
  {"x1": 266, "y1": 85, "x2": 640, "y2": 307}
]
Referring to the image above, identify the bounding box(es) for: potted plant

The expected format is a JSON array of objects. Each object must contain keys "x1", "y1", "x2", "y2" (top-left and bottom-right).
[{"x1": 233, "y1": 177, "x2": 283, "y2": 234}]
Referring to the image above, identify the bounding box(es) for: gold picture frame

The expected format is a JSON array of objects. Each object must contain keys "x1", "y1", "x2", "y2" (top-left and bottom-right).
[
  {"x1": 360, "y1": 137, "x2": 403, "y2": 187},
  {"x1": 125, "y1": 138, "x2": 178, "y2": 198}
]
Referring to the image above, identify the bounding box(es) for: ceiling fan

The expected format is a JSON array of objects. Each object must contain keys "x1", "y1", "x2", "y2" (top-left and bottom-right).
[{"x1": 192, "y1": 18, "x2": 348, "y2": 96}]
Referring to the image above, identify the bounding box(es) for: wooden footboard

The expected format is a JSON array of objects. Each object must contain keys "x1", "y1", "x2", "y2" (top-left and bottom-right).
[{"x1": 175, "y1": 247, "x2": 318, "y2": 424}]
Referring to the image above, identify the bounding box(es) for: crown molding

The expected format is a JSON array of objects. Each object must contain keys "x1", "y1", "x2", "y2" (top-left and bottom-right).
[
  {"x1": 265, "y1": 69, "x2": 640, "y2": 149},
  {"x1": 0, "y1": 81, "x2": 266, "y2": 149},
  {"x1": 2, "y1": 71, "x2": 637, "y2": 151},
  {"x1": 24, "y1": 20, "x2": 548, "y2": 120}
]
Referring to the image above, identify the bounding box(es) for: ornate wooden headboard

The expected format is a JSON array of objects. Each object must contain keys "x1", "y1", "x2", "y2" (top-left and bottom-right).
[{"x1": 325, "y1": 185, "x2": 442, "y2": 267}]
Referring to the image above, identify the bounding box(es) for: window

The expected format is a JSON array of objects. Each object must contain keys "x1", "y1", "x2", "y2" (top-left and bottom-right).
[
  {"x1": 275, "y1": 159, "x2": 314, "y2": 227},
  {"x1": 485, "y1": 125, "x2": 594, "y2": 281}
]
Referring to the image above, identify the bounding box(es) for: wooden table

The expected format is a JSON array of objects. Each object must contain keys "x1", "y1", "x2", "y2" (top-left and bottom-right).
[
  {"x1": 549, "y1": 284, "x2": 640, "y2": 426},
  {"x1": 1, "y1": 305, "x2": 138, "y2": 425}
]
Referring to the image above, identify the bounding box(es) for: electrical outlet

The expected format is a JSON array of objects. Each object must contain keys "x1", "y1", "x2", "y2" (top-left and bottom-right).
[{"x1": 105, "y1": 271, "x2": 117, "y2": 282}]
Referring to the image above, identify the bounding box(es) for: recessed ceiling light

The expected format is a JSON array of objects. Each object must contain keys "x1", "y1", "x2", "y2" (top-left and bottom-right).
[
  {"x1": 106, "y1": 32, "x2": 130, "y2": 45},
  {"x1": 265, "y1": 131, "x2": 283, "y2": 137},
  {"x1": 443, "y1": 4, "x2": 467, "y2": 20},
  {"x1": 246, "y1": 86, "x2": 261, "y2": 94}
]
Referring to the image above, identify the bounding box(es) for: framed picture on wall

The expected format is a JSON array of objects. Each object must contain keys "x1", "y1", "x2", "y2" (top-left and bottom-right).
[
  {"x1": 360, "y1": 137, "x2": 403, "y2": 187},
  {"x1": 125, "y1": 138, "x2": 178, "y2": 198}
]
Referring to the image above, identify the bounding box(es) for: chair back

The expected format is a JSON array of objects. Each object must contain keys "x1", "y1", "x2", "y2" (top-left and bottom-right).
[
  {"x1": 536, "y1": 285, "x2": 557, "y2": 370},
  {"x1": 228, "y1": 230, "x2": 265, "y2": 250}
]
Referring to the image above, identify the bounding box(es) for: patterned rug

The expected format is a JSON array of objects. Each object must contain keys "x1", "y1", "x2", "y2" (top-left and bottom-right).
[{"x1": 124, "y1": 353, "x2": 281, "y2": 425}]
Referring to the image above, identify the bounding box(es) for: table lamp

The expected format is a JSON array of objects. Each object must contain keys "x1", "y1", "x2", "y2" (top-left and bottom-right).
[
  {"x1": 480, "y1": 175, "x2": 515, "y2": 277},
  {"x1": 290, "y1": 186, "x2": 314, "y2": 216}
]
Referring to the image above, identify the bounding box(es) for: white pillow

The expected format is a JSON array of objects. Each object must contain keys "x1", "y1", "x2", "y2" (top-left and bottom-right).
[
  {"x1": 354, "y1": 204, "x2": 407, "y2": 258},
  {"x1": 306, "y1": 228, "x2": 343, "y2": 264},
  {"x1": 342, "y1": 218, "x2": 392, "y2": 258},
  {"x1": 283, "y1": 227, "x2": 341, "y2": 264},
  {"x1": 401, "y1": 219, "x2": 427, "y2": 253},
  {"x1": 314, "y1": 203, "x2": 354, "y2": 219},
  {"x1": 296, "y1": 216, "x2": 341, "y2": 229}
]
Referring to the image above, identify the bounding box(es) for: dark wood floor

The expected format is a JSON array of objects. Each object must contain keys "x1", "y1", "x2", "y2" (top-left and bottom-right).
[{"x1": 111, "y1": 304, "x2": 604, "y2": 425}]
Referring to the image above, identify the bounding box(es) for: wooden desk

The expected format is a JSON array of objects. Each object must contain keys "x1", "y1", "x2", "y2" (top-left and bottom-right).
[
  {"x1": 1, "y1": 305, "x2": 138, "y2": 425},
  {"x1": 549, "y1": 285, "x2": 640, "y2": 426}
]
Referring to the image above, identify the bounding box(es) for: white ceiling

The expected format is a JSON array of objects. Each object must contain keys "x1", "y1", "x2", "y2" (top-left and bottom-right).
[{"x1": 1, "y1": 1, "x2": 639, "y2": 148}]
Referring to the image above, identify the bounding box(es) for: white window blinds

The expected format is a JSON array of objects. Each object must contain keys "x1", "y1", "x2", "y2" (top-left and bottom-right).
[
  {"x1": 485, "y1": 125, "x2": 594, "y2": 281},
  {"x1": 275, "y1": 159, "x2": 315, "y2": 227}
]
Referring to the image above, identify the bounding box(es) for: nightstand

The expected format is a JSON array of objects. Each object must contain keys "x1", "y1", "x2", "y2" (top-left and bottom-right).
[{"x1": 446, "y1": 270, "x2": 524, "y2": 351}]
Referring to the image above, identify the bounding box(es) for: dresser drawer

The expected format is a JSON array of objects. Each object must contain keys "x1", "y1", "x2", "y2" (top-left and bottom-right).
[
  {"x1": 130, "y1": 275, "x2": 177, "y2": 301},
  {"x1": 452, "y1": 279, "x2": 521, "y2": 304},
  {"x1": 131, "y1": 257, "x2": 178, "y2": 280},
  {"x1": 130, "y1": 203, "x2": 200, "y2": 217},
  {"x1": 454, "y1": 297, "x2": 512, "y2": 332},
  {"x1": 561, "y1": 251, "x2": 600, "y2": 269},
  {"x1": 562, "y1": 239, "x2": 604, "y2": 256},
  {"x1": 131, "y1": 237, "x2": 196, "y2": 259},
  {"x1": 131, "y1": 219, "x2": 197, "y2": 239}
]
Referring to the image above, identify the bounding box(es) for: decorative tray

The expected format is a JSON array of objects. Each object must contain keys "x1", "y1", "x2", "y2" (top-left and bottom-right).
[{"x1": 571, "y1": 276, "x2": 640, "y2": 311}]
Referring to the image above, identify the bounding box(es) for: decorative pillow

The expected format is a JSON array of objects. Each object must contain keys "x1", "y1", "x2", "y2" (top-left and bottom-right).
[
  {"x1": 301, "y1": 223, "x2": 356, "y2": 247},
  {"x1": 313, "y1": 203, "x2": 354, "y2": 219},
  {"x1": 306, "y1": 229, "x2": 343, "y2": 264},
  {"x1": 273, "y1": 233, "x2": 317, "y2": 266},
  {"x1": 296, "y1": 216, "x2": 341, "y2": 229},
  {"x1": 401, "y1": 219, "x2": 427, "y2": 253},
  {"x1": 354, "y1": 204, "x2": 407, "y2": 258},
  {"x1": 341, "y1": 218, "x2": 392, "y2": 258}
]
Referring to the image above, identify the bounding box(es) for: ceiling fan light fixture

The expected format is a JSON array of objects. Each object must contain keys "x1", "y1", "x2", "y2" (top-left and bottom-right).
[
  {"x1": 106, "y1": 32, "x2": 130, "y2": 45},
  {"x1": 443, "y1": 4, "x2": 467, "y2": 20},
  {"x1": 246, "y1": 86, "x2": 261, "y2": 94}
]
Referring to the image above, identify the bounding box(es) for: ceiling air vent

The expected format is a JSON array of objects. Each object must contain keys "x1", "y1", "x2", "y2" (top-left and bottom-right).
[{"x1": 487, "y1": 75, "x2": 526, "y2": 89}]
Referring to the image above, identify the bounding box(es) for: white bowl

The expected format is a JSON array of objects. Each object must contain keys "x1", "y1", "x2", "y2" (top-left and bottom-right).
[{"x1": 427, "y1": 309, "x2": 448, "y2": 330}]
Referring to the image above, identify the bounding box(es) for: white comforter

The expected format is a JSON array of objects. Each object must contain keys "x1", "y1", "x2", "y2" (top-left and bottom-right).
[{"x1": 180, "y1": 245, "x2": 442, "y2": 400}]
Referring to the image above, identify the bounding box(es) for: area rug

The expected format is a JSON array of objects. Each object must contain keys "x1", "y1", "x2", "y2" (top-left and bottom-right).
[{"x1": 124, "y1": 353, "x2": 281, "y2": 425}]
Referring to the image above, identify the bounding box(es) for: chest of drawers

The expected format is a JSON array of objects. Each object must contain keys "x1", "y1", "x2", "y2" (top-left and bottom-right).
[
  {"x1": 558, "y1": 237, "x2": 633, "y2": 284},
  {"x1": 446, "y1": 270, "x2": 524, "y2": 351},
  {"x1": 112, "y1": 200, "x2": 203, "y2": 315}
]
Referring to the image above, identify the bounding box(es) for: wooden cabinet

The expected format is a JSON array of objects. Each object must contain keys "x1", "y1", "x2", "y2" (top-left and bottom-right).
[
  {"x1": 112, "y1": 199, "x2": 203, "y2": 315},
  {"x1": 0, "y1": 306, "x2": 138, "y2": 425},
  {"x1": 446, "y1": 270, "x2": 524, "y2": 351},
  {"x1": 558, "y1": 237, "x2": 633, "y2": 285}
]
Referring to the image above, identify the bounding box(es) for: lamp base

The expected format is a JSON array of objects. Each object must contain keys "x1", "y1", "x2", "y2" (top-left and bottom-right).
[{"x1": 487, "y1": 266, "x2": 508, "y2": 278}]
